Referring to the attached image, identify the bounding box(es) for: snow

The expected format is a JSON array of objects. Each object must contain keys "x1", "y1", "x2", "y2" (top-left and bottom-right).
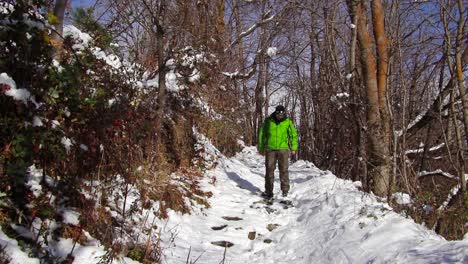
[
  {"x1": 142, "y1": 72, "x2": 186, "y2": 91},
  {"x1": 192, "y1": 96, "x2": 223, "y2": 120},
  {"x1": 5, "y1": 87, "x2": 31, "y2": 104},
  {"x1": 0, "y1": 2, "x2": 14, "y2": 15},
  {"x1": 144, "y1": 77, "x2": 159, "y2": 88},
  {"x1": 405, "y1": 142, "x2": 445, "y2": 154},
  {"x1": 188, "y1": 69, "x2": 200, "y2": 83},
  {"x1": 1, "y1": 72, "x2": 30, "y2": 104},
  {"x1": 26, "y1": 165, "x2": 57, "y2": 199},
  {"x1": 52, "y1": 238, "x2": 140, "y2": 264},
  {"x1": 418, "y1": 169, "x2": 458, "y2": 180},
  {"x1": 222, "y1": 70, "x2": 240, "y2": 78},
  {"x1": 393, "y1": 192, "x2": 412, "y2": 205},
  {"x1": 334, "y1": 92, "x2": 350, "y2": 99},
  {"x1": 61, "y1": 209, "x2": 81, "y2": 226},
  {"x1": 61, "y1": 137, "x2": 74, "y2": 154},
  {"x1": 1, "y1": 72, "x2": 40, "y2": 108},
  {"x1": 267, "y1": 47, "x2": 278, "y2": 57},
  {"x1": 3, "y1": 141, "x2": 468, "y2": 263},
  {"x1": 0, "y1": 73, "x2": 16, "y2": 91},
  {"x1": 0, "y1": 227, "x2": 39, "y2": 264},
  {"x1": 330, "y1": 93, "x2": 350, "y2": 110},
  {"x1": 51, "y1": 120, "x2": 60, "y2": 129},
  {"x1": 396, "y1": 110, "x2": 427, "y2": 136},
  {"x1": 32, "y1": 116, "x2": 43, "y2": 127},
  {"x1": 79, "y1": 144, "x2": 89, "y2": 151},
  {"x1": 26, "y1": 165, "x2": 44, "y2": 198},
  {"x1": 166, "y1": 71, "x2": 185, "y2": 92},
  {"x1": 92, "y1": 47, "x2": 122, "y2": 69},
  {"x1": 63, "y1": 25, "x2": 92, "y2": 51},
  {"x1": 52, "y1": 59, "x2": 64, "y2": 72},
  {"x1": 0, "y1": 3, "x2": 45, "y2": 29},
  {"x1": 156, "y1": 146, "x2": 468, "y2": 263},
  {"x1": 437, "y1": 185, "x2": 460, "y2": 212}
]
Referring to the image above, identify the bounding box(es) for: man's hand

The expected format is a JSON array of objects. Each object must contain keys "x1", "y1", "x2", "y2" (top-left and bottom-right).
[{"x1": 291, "y1": 150, "x2": 296, "y2": 155}]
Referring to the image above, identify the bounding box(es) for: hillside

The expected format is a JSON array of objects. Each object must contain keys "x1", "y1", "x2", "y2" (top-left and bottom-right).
[{"x1": 3, "y1": 140, "x2": 468, "y2": 263}]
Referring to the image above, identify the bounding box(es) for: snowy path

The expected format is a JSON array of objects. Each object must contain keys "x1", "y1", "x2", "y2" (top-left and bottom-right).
[{"x1": 161, "y1": 147, "x2": 468, "y2": 264}]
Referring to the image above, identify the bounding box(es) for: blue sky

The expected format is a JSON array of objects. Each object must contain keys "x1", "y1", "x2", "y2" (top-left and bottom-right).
[{"x1": 71, "y1": 0, "x2": 94, "y2": 8}]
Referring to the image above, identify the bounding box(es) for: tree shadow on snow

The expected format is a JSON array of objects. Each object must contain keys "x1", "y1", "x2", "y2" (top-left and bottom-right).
[
  {"x1": 226, "y1": 172, "x2": 261, "y2": 194},
  {"x1": 291, "y1": 175, "x2": 318, "y2": 184}
]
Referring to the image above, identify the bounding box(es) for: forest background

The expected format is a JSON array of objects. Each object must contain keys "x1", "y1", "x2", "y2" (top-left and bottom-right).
[{"x1": 0, "y1": 0, "x2": 466, "y2": 262}]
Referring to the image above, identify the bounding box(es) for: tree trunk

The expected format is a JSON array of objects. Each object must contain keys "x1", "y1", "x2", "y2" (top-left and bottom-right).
[
  {"x1": 454, "y1": 0, "x2": 467, "y2": 193},
  {"x1": 308, "y1": 6, "x2": 317, "y2": 162},
  {"x1": 264, "y1": 61, "x2": 271, "y2": 116},
  {"x1": 217, "y1": 0, "x2": 225, "y2": 36},
  {"x1": 350, "y1": 0, "x2": 392, "y2": 197},
  {"x1": 51, "y1": 0, "x2": 68, "y2": 40},
  {"x1": 254, "y1": 0, "x2": 268, "y2": 142},
  {"x1": 371, "y1": 0, "x2": 392, "y2": 196},
  {"x1": 233, "y1": 1, "x2": 253, "y2": 145},
  {"x1": 150, "y1": 2, "x2": 167, "y2": 162},
  {"x1": 442, "y1": 0, "x2": 466, "y2": 195},
  {"x1": 254, "y1": 51, "x2": 266, "y2": 138}
]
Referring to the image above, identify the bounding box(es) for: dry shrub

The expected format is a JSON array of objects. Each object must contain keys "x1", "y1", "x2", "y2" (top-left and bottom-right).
[
  {"x1": 197, "y1": 118, "x2": 242, "y2": 157},
  {"x1": 79, "y1": 206, "x2": 115, "y2": 247},
  {"x1": 0, "y1": 210, "x2": 6, "y2": 224},
  {"x1": 0, "y1": 245, "x2": 12, "y2": 264},
  {"x1": 61, "y1": 225, "x2": 87, "y2": 244},
  {"x1": 436, "y1": 199, "x2": 468, "y2": 240},
  {"x1": 394, "y1": 175, "x2": 466, "y2": 240},
  {"x1": 166, "y1": 115, "x2": 196, "y2": 168},
  {"x1": 127, "y1": 243, "x2": 160, "y2": 264},
  {"x1": 418, "y1": 176, "x2": 459, "y2": 206},
  {"x1": 156, "y1": 184, "x2": 189, "y2": 218},
  {"x1": 145, "y1": 168, "x2": 211, "y2": 219}
]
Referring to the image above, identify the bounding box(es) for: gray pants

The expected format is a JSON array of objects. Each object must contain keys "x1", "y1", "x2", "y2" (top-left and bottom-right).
[{"x1": 265, "y1": 150, "x2": 290, "y2": 196}]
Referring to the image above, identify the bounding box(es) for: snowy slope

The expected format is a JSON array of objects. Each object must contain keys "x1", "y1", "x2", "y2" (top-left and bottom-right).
[
  {"x1": 160, "y1": 147, "x2": 468, "y2": 264},
  {"x1": 1, "y1": 143, "x2": 466, "y2": 264}
]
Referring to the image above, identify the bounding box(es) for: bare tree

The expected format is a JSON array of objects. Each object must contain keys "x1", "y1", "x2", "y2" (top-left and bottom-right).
[
  {"x1": 347, "y1": 0, "x2": 392, "y2": 197},
  {"x1": 441, "y1": 0, "x2": 466, "y2": 194},
  {"x1": 453, "y1": 0, "x2": 467, "y2": 193}
]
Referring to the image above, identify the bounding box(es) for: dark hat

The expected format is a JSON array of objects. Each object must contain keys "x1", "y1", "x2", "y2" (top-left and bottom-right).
[{"x1": 275, "y1": 105, "x2": 285, "y2": 113}]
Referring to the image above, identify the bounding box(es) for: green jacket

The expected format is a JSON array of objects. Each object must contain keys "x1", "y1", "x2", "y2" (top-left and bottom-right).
[{"x1": 258, "y1": 116, "x2": 298, "y2": 152}]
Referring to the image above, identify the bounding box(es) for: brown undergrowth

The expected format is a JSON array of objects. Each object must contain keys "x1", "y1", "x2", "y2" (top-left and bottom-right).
[{"x1": 392, "y1": 175, "x2": 466, "y2": 240}]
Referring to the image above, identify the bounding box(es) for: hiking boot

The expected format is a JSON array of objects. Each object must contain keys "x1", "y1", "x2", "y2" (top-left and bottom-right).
[{"x1": 261, "y1": 192, "x2": 273, "y2": 199}]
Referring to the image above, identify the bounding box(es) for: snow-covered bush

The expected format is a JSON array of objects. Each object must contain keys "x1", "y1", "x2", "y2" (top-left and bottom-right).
[{"x1": 0, "y1": 2, "x2": 228, "y2": 262}]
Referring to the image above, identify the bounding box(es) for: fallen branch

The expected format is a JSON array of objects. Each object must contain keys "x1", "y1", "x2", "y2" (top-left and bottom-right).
[{"x1": 417, "y1": 169, "x2": 459, "y2": 180}]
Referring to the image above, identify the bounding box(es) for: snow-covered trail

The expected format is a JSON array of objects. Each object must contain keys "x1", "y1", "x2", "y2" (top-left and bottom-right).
[{"x1": 161, "y1": 147, "x2": 468, "y2": 264}]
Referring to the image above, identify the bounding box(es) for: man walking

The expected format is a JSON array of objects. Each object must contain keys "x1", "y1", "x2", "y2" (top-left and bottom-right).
[{"x1": 258, "y1": 105, "x2": 298, "y2": 199}]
